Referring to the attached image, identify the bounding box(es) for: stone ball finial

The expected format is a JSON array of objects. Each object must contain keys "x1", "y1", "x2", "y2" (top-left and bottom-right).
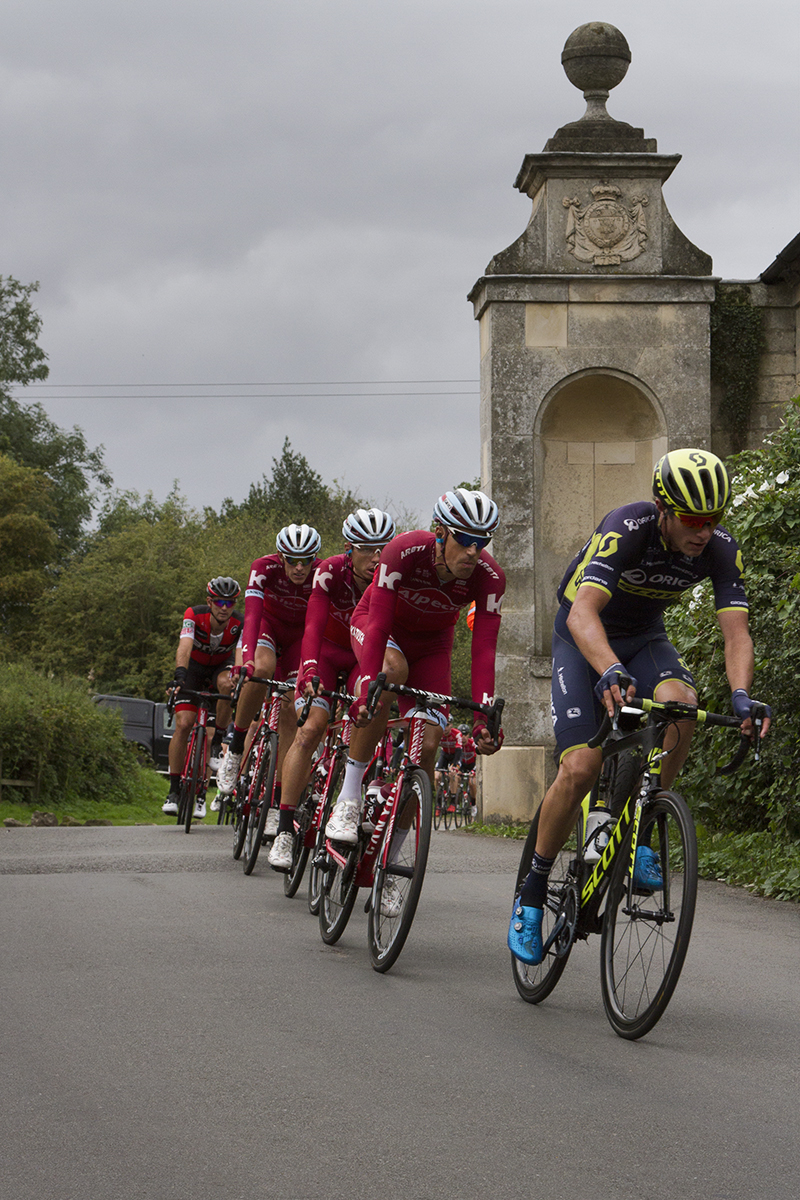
[{"x1": 561, "y1": 22, "x2": 631, "y2": 98}]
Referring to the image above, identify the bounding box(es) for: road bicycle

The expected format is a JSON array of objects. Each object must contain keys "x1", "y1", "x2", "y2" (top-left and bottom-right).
[
  {"x1": 452, "y1": 769, "x2": 476, "y2": 827},
  {"x1": 166, "y1": 687, "x2": 228, "y2": 833},
  {"x1": 230, "y1": 676, "x2": 294, "y2": 875},
  {"x1": 433, "y1": 778, "x2": 448, "y2": 830},
  {"x1": 318, "y1": 674, "x2": 504, "y2": 973},
  {"x1": 277, "y1": 682, "x2": 358, "y2": 909},
  {"x1": 511, "y1": 695, "x2": 767, "y2": 1039}
]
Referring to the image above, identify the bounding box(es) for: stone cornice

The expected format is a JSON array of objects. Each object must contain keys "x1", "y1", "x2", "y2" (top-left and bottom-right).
[
  {"x1": 468, "y1": 274, "x2": 718, "y2": 316},
  {"x1": 514, "y1": 152, "x2": 682, "y2": 199}
]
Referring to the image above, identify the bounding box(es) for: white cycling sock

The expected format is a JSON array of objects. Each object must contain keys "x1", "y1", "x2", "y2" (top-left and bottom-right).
[{"x1": 339, "y1": 757, "x2": 368, "y2": 804}]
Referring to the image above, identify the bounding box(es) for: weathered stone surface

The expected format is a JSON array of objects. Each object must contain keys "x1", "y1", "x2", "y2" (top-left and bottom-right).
[{"x1": 30, "y1": 812, "x2": 58, "y2": 827}]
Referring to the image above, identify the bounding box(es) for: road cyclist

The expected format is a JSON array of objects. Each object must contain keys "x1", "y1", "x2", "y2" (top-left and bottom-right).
[
  {"x1": 267, "y1": 508, "x2": 396, "y2": 873},
  {"x1": 508, "y1": 449, "x2": 772, "y2": 967},
  {"x1": 162, "y1": 576, "x2": 242, "y2": 819},
  {"x1": 215, "y1": 524, "x2": 321, "y2": 838},
  {"x1": 325, "y1": 487, "x2": 506, "y2": 853}
]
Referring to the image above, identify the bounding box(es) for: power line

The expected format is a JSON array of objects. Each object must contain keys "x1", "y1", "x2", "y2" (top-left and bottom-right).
[
  {"x1": 14, "y1": 390, "x2": 478, "y2": 400},
  {"x1": 20, "y1": 378, "x2": 479, "y2": 387}
]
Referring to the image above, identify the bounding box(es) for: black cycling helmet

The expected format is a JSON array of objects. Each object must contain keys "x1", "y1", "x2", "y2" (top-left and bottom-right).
[
  {"x1": 207, "y1": 576, "x2": 241, "y2": 601},
  {"x1": 653, "y1": 449, "x2": 731, "y2": 516}
]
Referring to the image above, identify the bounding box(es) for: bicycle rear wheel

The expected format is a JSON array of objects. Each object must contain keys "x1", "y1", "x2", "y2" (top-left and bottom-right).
[
  {"x1": 511, "y1": 805, "x2": 577, "y2": 1004},
  {"x1": 283, "y1": 786, "x2": 314, "y2": 898},
  {"x1": 243, "y1": 733, "x2": 277, "y2": 875},
  {"x1": 368, "y1": 768, "x2": 432, "y2": 973},
  {"x1": 433, "y1": 783, "x2": 444, "y2": 831},
  {"x1": 308, "y1": 757, "x2": 343, "y2": 916},
  {"x1": 184, "y1": 732, "x2": 206, "y2": 834},
  {"x1": 453, "y1": 785, "x2": 464, "y2": 828},
  {"x1": 600, "y1": 789, "x2": 697, "y2": 1040}
]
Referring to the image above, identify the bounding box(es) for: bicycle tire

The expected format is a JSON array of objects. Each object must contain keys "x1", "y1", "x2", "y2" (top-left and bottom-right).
[
  {"x1": 283, "y1": 785, "x2": 314, "y2": 898},
  {"x1": 443, "y1": 790, "x2": 453, "y2": 830},
  {"x1": 308, "y1": 757, "x2": 343, "y2": 916},
  {"x1": 243, "y1": 733, "x2": 277, "y2": 875},
  {"x1": 232, "y1": 776, "x2": 250, "y2": 860},
  {"x1": 184, "y1": 730, "x2": 205, "y2": 834},
  {"x1": 433, "y1": 784, "x2": 444, "y2": 831},
  {"x1": 319, "y1": 839, "x2": 360, "y2": 944},
  {"x1": 453, "y1": 785, "x2": 463, "y2": 828},
  {"x1": 600, "y1": 789, "x2": 697, "y2": 1040},
  {"x1": 367, "y1": 768, "x2": 432, "y2": 974},
  {"x1": 511, "y1": 806, "x2": 577, "y2": 1004}
]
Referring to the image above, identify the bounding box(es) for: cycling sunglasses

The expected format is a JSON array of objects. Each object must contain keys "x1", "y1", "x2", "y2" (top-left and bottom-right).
[
  {"x1": 284, "y1": 554, "x2": 315, "y2": 566},
  {"x1": 446, "y1": 526, "x2": 491, "y2": 550},
  {"x1": 351, "y1": 543, "x2": 389, "y2": 553},
  {"x1": 209, "y1": 597, "x2": 237, "y2": 607},
  {"x1": 674, "y1": 510, "x2": 724, "y2": 530}
]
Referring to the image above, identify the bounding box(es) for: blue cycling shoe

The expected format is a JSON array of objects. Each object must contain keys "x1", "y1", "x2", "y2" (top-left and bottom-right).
[
  {"x1": 507, "y1": 902, "x2": 544, "y2": 965},
  {"x1": 633, "y1": 845, "x2": 663, "y2": 892}
]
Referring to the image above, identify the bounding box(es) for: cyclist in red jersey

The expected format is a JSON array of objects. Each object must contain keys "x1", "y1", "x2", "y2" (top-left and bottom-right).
[
  {"x1": 162, "y1": 577, "x2": 242, "y2": 818},
  {"x1": 325, "y1": 488, "x2": 505, "y2": 846},
  {"x1": 458, "y1": 722, "x2": 479, "y2": 816},
  {"x1": 434, "y1": 720, "x2": 462, "y2": 802},
  {"x1": 215, "y1": 525, "x2": 321, "y2": 826},
  {"x1": 266, "y1": 508, "x2": 396, "y2": 871}
]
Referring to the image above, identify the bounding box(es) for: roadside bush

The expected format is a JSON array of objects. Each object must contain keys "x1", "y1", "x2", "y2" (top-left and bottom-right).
[
  {"x1": 665, "y1": 398, "x2": 800, "y2": 838},
  {"x1": 0, "y1": 663, "x2": 144, "y2": 806}
]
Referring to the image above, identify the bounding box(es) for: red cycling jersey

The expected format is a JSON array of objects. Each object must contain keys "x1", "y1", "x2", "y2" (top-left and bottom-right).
[
  {"x1": 180, "y1": 606, "x2": 243, "y2": 666},
  {"x1": 351, "y1": 530, "x2": 505, "y2": 708},
  {"x1": 460, "y1": 737, "x2": 477, "y2": 769},
  {"x1": 439, "y1": 727, "x2": 463, "y2": 755},
  {"x1": 241, "y1": 553, "x2": 318, "y2": 666},
  {"x1": 297, "y1": 552, "x2": 363, "y2": 689}
]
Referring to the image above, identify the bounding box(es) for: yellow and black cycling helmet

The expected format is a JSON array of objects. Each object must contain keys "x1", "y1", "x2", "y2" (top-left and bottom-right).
[{"x1": 653, "y1": 449, "x2": 730, "y2": 516}]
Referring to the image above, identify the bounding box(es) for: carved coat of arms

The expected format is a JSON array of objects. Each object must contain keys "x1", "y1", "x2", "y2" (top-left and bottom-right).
[{"x1": 562, "y1": 183, "x2": 648, "y2": 266}]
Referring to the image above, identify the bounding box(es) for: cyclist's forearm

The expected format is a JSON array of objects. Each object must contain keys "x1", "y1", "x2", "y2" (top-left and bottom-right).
[
  {"x1": 718, "y1": 610, "x2": 755, "y2": 694},
  {"x1": 175, "y1": 640, "x2": 193, "y2": 672},
  {"x1": 566, "y1": 596, "x2": 618, "y2": 677}
]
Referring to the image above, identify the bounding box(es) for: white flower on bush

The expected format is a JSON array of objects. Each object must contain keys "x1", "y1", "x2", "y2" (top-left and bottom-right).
[
  {"x1": 776, "y1": 470, "x2": 789, "y2": 484},
  {"x1": 732, "y1": 485, "x2": 758, "y2": 507}
]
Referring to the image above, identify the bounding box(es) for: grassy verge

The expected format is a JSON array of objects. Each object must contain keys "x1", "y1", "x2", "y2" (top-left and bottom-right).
[
  {"x1": 467, "y1": 820, "x2": 800, "y2": 903},
  {"x1": 0, "y1": 769, "x2": 222, "y2": 827}
]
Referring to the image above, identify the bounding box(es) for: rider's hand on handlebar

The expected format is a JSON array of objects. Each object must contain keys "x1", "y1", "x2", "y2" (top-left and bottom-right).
[
  {"x1": 731, "y1": 689, "x2": 772, "y2": 739},
  {"x1": 473, "y1": 722, "x2": 503, "y2": 755},
  {"x1": 593, "y1": 662, "x2": 637, "y2": 718}
]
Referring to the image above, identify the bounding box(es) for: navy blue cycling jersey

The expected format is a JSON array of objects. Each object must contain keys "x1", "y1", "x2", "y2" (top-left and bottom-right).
[{"x1": 556, "y1": 501, "x2": 748, "y2": 637}]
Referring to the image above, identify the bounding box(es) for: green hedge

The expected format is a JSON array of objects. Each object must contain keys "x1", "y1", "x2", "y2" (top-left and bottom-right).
[
  {"x1": 664, "y1": 398, "x2": 800, "y2": 840},
  {"x1": 0, "y1": 663, "x2": 143, "y2": 806}
]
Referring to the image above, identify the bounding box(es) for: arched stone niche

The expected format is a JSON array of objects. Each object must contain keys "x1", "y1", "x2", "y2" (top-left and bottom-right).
[{"x1": 533, "y1": 369, "x2": 667, "y2": 649}]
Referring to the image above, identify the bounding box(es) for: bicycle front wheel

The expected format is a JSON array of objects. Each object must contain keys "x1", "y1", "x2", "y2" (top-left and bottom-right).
[
  {"x1": 232, "y1": 777, "x2": 249, "y2": 860},
  {"x1": 433, "y1": 784, "x2": 444, "y2": 831},
  {"x1": 368, "y1": 768, "x2": 432, "y2": 973},
  {"x1": 511, "y1": 805, "x2": 577, "y2": 1004},
  {"x1": 319, "y1": 842, "x2": 360, "y2": 944},
  {"x1": 600, "y1": 789, "x2": 697, "y2": 1040},
  {"x1": 308, "y1": 757, "x2": 342, "y2": 916},
  {"x1": 243, "y1": 733, "x2": 277, "y2": 875},
  {"x1": 283, "y1": 786, "x2": 314, "y2": 898}
]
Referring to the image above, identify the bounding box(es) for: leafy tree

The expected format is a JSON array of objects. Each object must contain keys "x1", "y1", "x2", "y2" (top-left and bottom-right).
[
  {"x1": 0, "y1": 454, "x2": 58, "y2": 648},
  {"x1": 220, "y1": 437, "x2": 360, "y2": 530},
  {"x1": 664, "y1": 398, "x2": 800, "y2": 838},
  {"x1": 0, "y1": 276, "x2": 49, "y2": 390},
  {"x1": 0, "y1": 278, "x2": 111, "y2": 555}
]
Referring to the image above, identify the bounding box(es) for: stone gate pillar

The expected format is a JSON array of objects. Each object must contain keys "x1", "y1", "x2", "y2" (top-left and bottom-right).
[{"x1": 469, "y1": 22, "x2": 715, "y2": 821}]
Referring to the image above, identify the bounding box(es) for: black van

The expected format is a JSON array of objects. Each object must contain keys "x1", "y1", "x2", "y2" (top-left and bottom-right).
[{"x1": 93, "y1": 695, "x2": 174, "y2": 772}]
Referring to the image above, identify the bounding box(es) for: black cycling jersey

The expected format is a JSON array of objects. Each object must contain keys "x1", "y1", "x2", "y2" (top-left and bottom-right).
[{"x1": 557, "y1": 501, "x2": 747, "y2": 637}]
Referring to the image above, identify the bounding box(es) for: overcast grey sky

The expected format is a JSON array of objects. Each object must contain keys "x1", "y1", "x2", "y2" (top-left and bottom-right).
[{"x1": 1, "y1": 0, "x2": 797, "y2": 524}]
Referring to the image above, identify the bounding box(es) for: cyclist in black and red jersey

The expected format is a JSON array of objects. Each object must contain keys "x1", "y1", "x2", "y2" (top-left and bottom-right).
[
  {"x1": 266, "y1": 508, "x2": 396, "y2": 871},
  {"x1": 162, "y1": 577, "x2": 242, "y2": 818},
  {"x1": 509, "y1": 449, "x2": 772, "y2": 967},
  {"x1": 215, "y1": 525, "x2": 321, "y2": 834},
  {"x1": 458, "y1": 722, "x2": 479, "y2": 817},
  {"x1": 434, "y1": 720, "x2": 462, "y2": 804},
  {"x1": 325, "y1": 488, "x2": 506, "y2": 858}
]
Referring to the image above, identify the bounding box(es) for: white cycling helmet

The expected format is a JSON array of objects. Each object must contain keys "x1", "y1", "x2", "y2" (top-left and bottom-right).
[
  {"x1": 432, "y1": 488, "x2": 499, "y2": 538},
  {"x1": 276, "y1": 523, "x2": 321, "y2": 557},
  {"x1": 342, "y1": 508, "x2": 396, "y2": 546}
]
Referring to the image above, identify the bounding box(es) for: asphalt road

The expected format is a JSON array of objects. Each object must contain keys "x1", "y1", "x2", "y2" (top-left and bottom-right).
[{"x1": 1, "y1": 823, "x2": 798, "y2": 1200}]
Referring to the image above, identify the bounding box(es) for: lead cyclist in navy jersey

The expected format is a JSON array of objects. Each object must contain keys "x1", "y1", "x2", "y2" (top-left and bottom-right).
[{"x1": 509, "y1": 449, "x2": 772, "y2": 966}]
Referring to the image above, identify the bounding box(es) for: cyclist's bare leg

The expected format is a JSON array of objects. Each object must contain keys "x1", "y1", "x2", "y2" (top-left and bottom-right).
[
  {"x1": 535, "y1": 745, "x2": 602, "y2": 860},
  {"x1": 280, "y1": 703, "x2": 329, "y2": 808},
  {"x1": 348, "y1": 646, "x2": 409, "y2": 767},
  {"x1": 652, "y1": 678, "x2": 697, "y2": 789},
  {"x1": 275, "y1": 690, "x2": 299, "y2": 779},
  {"x1": 169, "y1": 709, "x2": 195, "y2": 775},
  {"x1": 236, "y1": 645, "x2": 277, "y2": 753},
  {"x1": 214, "y1": 668, "x2": 234, "y2": 733}
]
